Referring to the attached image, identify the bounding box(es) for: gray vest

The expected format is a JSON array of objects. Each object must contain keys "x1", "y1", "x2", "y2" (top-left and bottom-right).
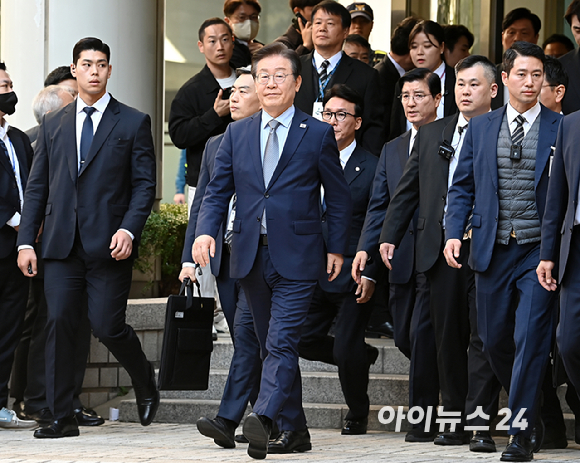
[{"x1": 495, "y1": 112, "x2": 541, "y2": 245}]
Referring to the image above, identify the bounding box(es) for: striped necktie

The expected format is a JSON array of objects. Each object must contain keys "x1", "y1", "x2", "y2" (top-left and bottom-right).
[
  {"x1": 511, "y1": 114, "x2": 526, "y2": 146},
  {"x1": 319, "y1": 60, "x2": 330, "y2": 92}
]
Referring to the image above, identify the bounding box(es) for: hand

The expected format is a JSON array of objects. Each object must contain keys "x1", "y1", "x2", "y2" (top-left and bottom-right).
[
  {"x1": 351, "y1": 250, "x2": 368, "y2": 285},
  {"x1": 17, "y1": 249, "x2": 37, "y2": 277},
  {"x1": 213, "y1": 90, "x2": 231, "y2": 117},
  {"x1": 14, "y1": 225, "x2": 19, "y2": 232},
  {"x1": 193, "y1": 234, "x2": 215, "y2": 267},
  {"x1": 327, "y1": 253, "x2": 343, "y2": 282},
  {"x1": 179, "y1": 266, "x2": 197, "y2": 283},
  {"x1": 379, "y1": 243, "x2": 395, "y2": 270},
  {"x1": 173, "y1": 193, "x2": 185, "y2": 205},
  {"x1": 110, "y1": 230, "x2": 133, "y2": 261},
  {"x1": 443, "y1": 239, "x2": 462, "y2": 268},
  {"x1": 537, "y1": 260, "x2": 558, "y2": 291},
  {"x1": 299, "y1": 20, "x2": 313, "y2": 50},
  {"x1": 248, "y1": 41, "x2": 264, "y2": 53},
  {"x1": 355, "y1": 278, "x2": 375, "y2": 304}
]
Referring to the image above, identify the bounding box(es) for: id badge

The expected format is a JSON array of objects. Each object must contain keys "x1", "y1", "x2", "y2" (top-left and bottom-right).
[{"x1": 312, "y1": 102, "x2": 324, "y2": 121}]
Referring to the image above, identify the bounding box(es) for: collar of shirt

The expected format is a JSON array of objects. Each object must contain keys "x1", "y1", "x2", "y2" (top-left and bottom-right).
[
  {"x1": 388, "y1": 53, "x2": 406, "y2": 77},
  {"x1": 339, "y1": 139, "x2": 356, "y2": 169},
  {"x1": 452, "y1": 113, "x2": 470, "y2": 148},
  {"x1": 76, "y1": 92, "x2": 111, "y2": 165},
  {"x1": 506, "y1": 100, "x2": 541, "y2": 135},
  {"x1": 261, "y1": 104, "x2": 295, "y2": 130},
  {"x1": 0, "y1": 119, "x2": 10, "y2": 139},
  {"x1": 77, "y1": 92, "x2": 111, "y2": 117},
  {"x1": 313, "y1": 50, "x2": 342, "y2": 74},
  {"x1": 260, "y1": 105, "x2": 295, "y2": 161},
  {"x1": 433, "y1": 61, "x2": 446, "y2": 79},
  {"x1": 409, "y1": 126, "x2": 418, "y2": 156}
]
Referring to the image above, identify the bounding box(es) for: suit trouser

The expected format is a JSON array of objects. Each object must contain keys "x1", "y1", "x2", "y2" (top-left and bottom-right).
[
  {"x1": 240, "y1": 244, "x2": 316, "y2": 431},
  {"x1": 298, "y1": 284, "x2": 374, "y2": 421},
  {"x1": 43, "y1": 240, "x2": 151, "y2": 419},
  {"x1": 0, "y1": 248, "x2": 28, "y2": 408},
  {"x1": 476, "y1": 239, "x2": 555, "y2": 437}
]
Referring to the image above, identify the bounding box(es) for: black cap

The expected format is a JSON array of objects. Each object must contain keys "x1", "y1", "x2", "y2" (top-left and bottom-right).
[{"x1": 346, "y1": 3, "x2": 373, "y2": 21}]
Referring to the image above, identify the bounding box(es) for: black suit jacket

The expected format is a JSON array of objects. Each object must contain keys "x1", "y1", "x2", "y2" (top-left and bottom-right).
[
  {"x1": 388, "y1": 64, "x2": 457, "y2": 141},
  {"x1": 18, "y1": 96, "x2": 156, "y2": 260},
  {"x1": 380, "y1": 114, "x2": 459, "y2": 273},
  {"x1": 560, "y1": 49, "x2": 580, "y2": 115},
  {"x1": 375, "y1": 55, "x2": 403, "y2": 142},
  {"x1": 168, "y1": 65, "x2": 233, "y2": 185},
  {"x1": 0, "y1": 127, "x2": 33, "y2": 258},
  {"x1": 294, "y1": 51, "x2": 385, "y2": 155},
  {"x1": 358, "y1": 131, "x2": 415, "y2": 284}
]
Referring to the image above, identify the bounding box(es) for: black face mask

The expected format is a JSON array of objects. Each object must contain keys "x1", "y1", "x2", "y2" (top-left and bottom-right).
[{"x1": 0, "y1": 92, "x2": 18, "y2": 115}]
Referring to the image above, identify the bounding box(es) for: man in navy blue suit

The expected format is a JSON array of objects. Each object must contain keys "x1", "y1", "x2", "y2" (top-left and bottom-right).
[
  {"x1": 444, "y1": 42, "x2": 562, "y2": 462},
  {"x1": 192, "y1": 43, "x2": 351, "y2": 460}
]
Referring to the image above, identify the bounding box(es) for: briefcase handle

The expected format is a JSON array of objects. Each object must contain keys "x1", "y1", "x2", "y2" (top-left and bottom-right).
[{"x1": 180, "y1": 276, "x2": 202, "y2": 310}]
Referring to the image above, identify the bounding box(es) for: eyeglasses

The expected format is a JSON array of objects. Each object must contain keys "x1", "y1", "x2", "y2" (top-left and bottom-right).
[
  {"x1": 320, "y1": 110, "x2": 357, "y2": 122},
  {"x1": 255, "y1": 72, "x2": 293, "y2": 85},
  {"x1": 399, "y1": 93, "x2": 432, "y2": 103}
]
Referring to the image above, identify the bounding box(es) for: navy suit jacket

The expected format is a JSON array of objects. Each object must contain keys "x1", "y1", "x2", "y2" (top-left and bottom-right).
[
  {"x1": 319, "y1": 144, "x2": 378, "y2": 293},
  {"x1": 560, "y1": 49, "x2": 580, "y2": 115},
  {"x1": 540, "y1": 111, "x2": 580, "y2": 280},
  {"x1": 358, "y1": 130, "x2": 415, "y2": 284},
  {"x1": 18, "y1": 96, "x2": 156, "y2": 260},
  {"x1": 445, "y1": 105, "x2": 562, "y2": 273},
  {"x1": 196, "y1": 107, "x2": 352, "y2": 281},
  {"x1": 0, "y1": 127, "x2": 33, "y2": 259},
  {"x1": 181, "y1": 133, "x2": 226, "y2": 277}
]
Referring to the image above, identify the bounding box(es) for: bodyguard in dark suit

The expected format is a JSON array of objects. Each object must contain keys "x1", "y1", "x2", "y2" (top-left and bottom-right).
[
  {"x1": 293, "y1": 1, "x2": 384, "y2": 155},
  {"x1": 193, "y1": 43, "x2": 351, "y2": 459},
  {"x1": 353, "y1": 68, "x2": 438, "y2": 442},
  {"x1": 444, "y1": 43, "x2": 561, "y2": 462},
  {"x1": 17, "y1": 37, "x2": 158, "y2": 438},
  {"x1": 298, "y1": 84, "x2": 378, "y2": 437},
  {"x1": 559, "y1": 1, "x2": 580, "y2": 114}
]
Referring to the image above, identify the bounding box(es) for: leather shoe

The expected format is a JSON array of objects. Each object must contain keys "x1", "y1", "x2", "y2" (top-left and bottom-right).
[
  {"x1": 341, "y1": 418, "x2": 367, "y2": 435},
  {"x1": 133, "y1": 362, "x2": 160, "y2": 426},
  {"x1": 365, "y1": 321, "x2": 394, "y2": 339},
  {"x1": 243, "y1": 413, "x2": 272, "y2": 459},
  {"x1": 530, "y1": 419, "x2": 545, "y2": 453},
  {"x1": 236, "y1": 422, "x2": 280, "y2": 443},
  {"x1": 268, "y1": 429, "x2": 312, "y2": 454},
  {"x1": 434, "y1": 430, "x2": 471, "y2": 445},
  {"x1": 405, "y1": 428, "x2": 437, "y2": 442},
  {"x1": 501, "y1": 434, "x2": 533, "y2": 462},
  {"x1": 74, "y1": 407, "x2": 105, "y2": 426},
  {"x1": 235, "y1": 433, "x2": 249, "y2": 444},
  {"x1": 470, "y1": 431, "x2": 496, "y2": 452},
  {"x1": 34, "y1": 416, "x2": 79, "y2": 438},
  {"x1": 197, "y1": 416, "x2": 236, "y2": 448},
  {"x1": 29, "y1": 407, "x2": 54, "y2": 427},
  {"x1": 366, "y1": 345, "x2": 379, "y2": 367}
]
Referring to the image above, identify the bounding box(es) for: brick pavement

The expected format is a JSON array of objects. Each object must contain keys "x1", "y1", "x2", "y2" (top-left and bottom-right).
[{"x1": 2, "y1": 422, "x2": 580, "y2": 463}]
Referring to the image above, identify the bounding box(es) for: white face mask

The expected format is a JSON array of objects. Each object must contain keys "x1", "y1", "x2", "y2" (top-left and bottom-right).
[{"x1": 233, "y1": 19, "x2": 259, "y2": 42}]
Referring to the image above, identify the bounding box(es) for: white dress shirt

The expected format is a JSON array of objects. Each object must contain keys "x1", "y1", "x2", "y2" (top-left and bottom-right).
[
  {"x1": 443, "y1": 114, "x2": 470, "y2": 228},
  {"x1": 388, "y1": 53, "x2": 406, "y2": 77},
  {"x1": 506, "y1": 100, "x2": 541, "y2": 138},
  {"x1": 408, "y1": 126, "x2": 418, "y2": 157},
  {"x1": 313, "y1": 50, "x2": 343, "y2": 76},
  {"x1": 1, "y1": 121, "x2": 24, "y2": 228}
]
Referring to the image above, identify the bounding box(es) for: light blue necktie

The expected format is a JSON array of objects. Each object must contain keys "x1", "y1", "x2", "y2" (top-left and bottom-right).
[{"x1": 261, "y1": 120, "x2": 280, "y2": 233}]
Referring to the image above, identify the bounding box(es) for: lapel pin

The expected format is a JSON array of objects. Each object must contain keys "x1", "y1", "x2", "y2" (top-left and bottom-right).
[
  {"x1": 300, "y1": 123, "x2": 307, "y2": 128},
  {"x1": 355, "y1": 166, "x2": 360, "y2": 171}
]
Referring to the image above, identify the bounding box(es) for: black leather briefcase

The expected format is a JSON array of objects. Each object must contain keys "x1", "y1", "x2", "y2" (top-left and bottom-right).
[{"x1": 158, "y1": 277, "x2": 215, "y2": 390}]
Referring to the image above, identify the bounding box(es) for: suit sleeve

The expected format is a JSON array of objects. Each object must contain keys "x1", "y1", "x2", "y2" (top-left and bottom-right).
[
  {"x1": 360, "y1": 68, "x2": 385, "y2": 155},
  {"x1": 119, "y1": 114, "x2": 156, "y2": 241},
  {"x1": 318, "y1": 125, "x2": 352, "y2": 255},
  {"x1": 540, "y1": 118, "x2": 568, "y2": 261},
  {"x1": 444, "y1": 122, "x2": 476, "y2": 241}
]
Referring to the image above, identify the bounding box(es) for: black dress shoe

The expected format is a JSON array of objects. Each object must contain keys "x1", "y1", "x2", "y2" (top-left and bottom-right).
[
  {"x1": 341, "y1": 418, "x2": 367, "y2": 435},
  {"x1": 235, "y1": 433, "x2": 249, "y2": 444},
  {"x1": 366, "y1": 345, "x2": 379, "y2": 367},
  {"x1": 470, "y1": 431, "x2": 496, "y2": 452},
  {"x1": 501, "y1": 434, "x2": 533, "y2": 462},
  {"x1": 434, "y1": 430, "x2": 471, "y2": 445},
  {"x1": 29, "y1": 407, "x2": 54, "y2": 427},
  {"x1": 405, "y1": 428, "x2": 437, "y2": 442},
  {"x1": 74, "y1": 407, "x2": 105, "y2": 426},
  {"x1": 197, "y1": 416, "x2": 236, "y2": 448},
  {"x1": 133, "y1": 362, "x2": 160, "y2": 426},
  {"x1": 243, "y1": 413, "x2": 272, "y2": 459},
  {"x1": 530, "y1": 419, "x2": 545, "y2": 453},
  {"x1": 268, "y1": 429, "x2": 312, "y2": 454},
  {"x1": 236, "y1": 421, "x2": 279, "y2": 443},
  {"x1": 33, "y1": 416, "x2": 79, "y2": 438},
  {"x1": 365, "y1": 321, "x2": 394, "y2": 339}
]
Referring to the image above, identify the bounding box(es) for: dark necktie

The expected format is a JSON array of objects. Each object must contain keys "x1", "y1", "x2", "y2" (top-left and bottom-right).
[
  {"x1": 458, "y1": 124, "x2": 467, "y2": 136},
  {"x1": 0, "y1": 138, "x2": 9, "y2": 162},
  {"x1": 319, "y1": 60, "x2": 330, "y2": 92},
  {"x1": 512, "y1": 114, "x2": 526, "y2": 146},
  {"x1": 80, "y1": 106, "x2": 97, "y2": 170}
]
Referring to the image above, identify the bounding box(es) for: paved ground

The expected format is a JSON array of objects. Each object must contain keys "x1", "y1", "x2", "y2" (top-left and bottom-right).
[{"x1": 2, "y1": 422, "x2": 580, "y2": 463}]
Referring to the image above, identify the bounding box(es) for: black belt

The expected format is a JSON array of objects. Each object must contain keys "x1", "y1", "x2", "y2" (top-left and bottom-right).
[{"x1": 259, "y1": 234, "x2": 268, "y2": 246}]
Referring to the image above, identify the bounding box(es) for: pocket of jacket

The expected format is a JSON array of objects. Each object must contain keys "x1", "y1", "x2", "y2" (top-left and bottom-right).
[
  {"x1": 416, "y1": 217, "x2": 425, "y2": 230},
  {"x1": 45, "y1": 203, "x2": 52, "y2": 215}
]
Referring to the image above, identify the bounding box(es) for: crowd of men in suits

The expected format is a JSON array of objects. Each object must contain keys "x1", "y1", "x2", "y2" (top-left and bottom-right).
[{"x1": 3, "y1": 1, "x2": 580, "y2": 463}]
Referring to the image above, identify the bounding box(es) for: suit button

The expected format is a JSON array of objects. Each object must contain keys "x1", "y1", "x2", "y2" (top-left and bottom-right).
[
  {"x1": 438, "y1": 220, "x2": 442, "y2": 225},
  {"x1": 409, "y1": 230, "x2": 413, "y2": 235},
  {"x1": 264, "y1": 194, "x2": 269, "y2": 198},
  {"x1": 12, "y1": 182, "x2": 16, "y2": 188},
  {"x1": 257, "y1": 217, "x2": 260, "y2": 222},
  {"x1": 495, "y1": 217, "x2": 498, "y2": 222},
  {"x1": 441, "y1": 196, "x2": 445, "y2": 201}
]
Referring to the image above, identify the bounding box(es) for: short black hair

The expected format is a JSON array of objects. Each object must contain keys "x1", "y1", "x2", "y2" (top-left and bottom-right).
[
  {"x1": 565, "y1": 0, "x2": 580, "y2": 26},
  {"x1": 503, "y1": 41, "x2": 545, "y2": 75},
  {"x1": 289, "y1": 0, "x2": 323, "y2": 9},
  {"x1": 44, "y1": 66, "x2": 76, "y2": 87},
  {"x1": 455, "y1": 54, "x2": 496, "y2": 83},
  {"x1": 399, "y1": 68, "x2": 441, "y2": 97},
  {"x1": 312, "y1": 0, "x2": 351, "y2": 29},
  {"x1": 544, "y1": 56, "x2": 568, "y2": 88},
  {"x1": 390, "y1": 17, "x2": 419, "y2": 56},
  {"x1": 323, "y1": 83, "x2": 363, "y2": 116},
  {"x1": 251, "y1": 42, "x2": 302, "y2": 79},
  {"x1": 73, "y1": 37, "x2": 110, "y2": 65},
  {"x1": 224, "y1": 0, "x2": 261, "y2": 17},
  {"x1": 542, "y1": 34, "x2": 575, "y2": 53},
  {"x1": 236, "y1": 66, "x2": 252, "y2": 77},
  {"x1": 443, "y1": 24, "x2": 474, "y2": 52},
  {"x1": 409, "y1": 20, "x2": 445, "y2": 49},
  {"x1": 502, "y1": 8, "x2": 541, "y2": 35},
  {"x1": 0, "y1": 63, "x2": 6, "y2": 72},
  {"x1": 198, "y1": 18, "x2": 233, "y2": 42},
  {"x1": 344, "y1": 34, "x2": 370, "y2": 51}
]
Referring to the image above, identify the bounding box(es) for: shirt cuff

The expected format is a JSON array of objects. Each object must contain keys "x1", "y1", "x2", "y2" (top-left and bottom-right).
[
  {"x1": 6, "y1": 212, "x2": 20, "y2": 228},
  {"x1": 361, "y1": 276, "x2": 376, "y2": 284},
  {"x1": 118, "y1": 229, "x2": 134, "y2": 240},
  {"x1": 17, "y1": 245, "x2": 34, "y2": 252},
  {"x1": 182, "y1": 262, "x2": 195, "y2": 268}
]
